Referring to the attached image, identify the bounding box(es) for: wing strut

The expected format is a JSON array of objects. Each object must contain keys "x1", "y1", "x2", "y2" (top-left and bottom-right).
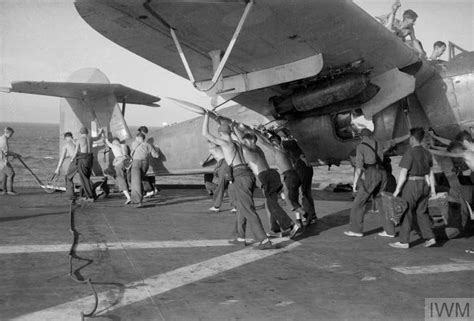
[{"x1": 165, "y1": 1, "x2": 254, "y2": 92}]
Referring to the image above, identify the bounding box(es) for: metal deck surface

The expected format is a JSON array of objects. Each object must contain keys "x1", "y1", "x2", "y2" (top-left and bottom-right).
[{"x1": 1, "y1": 187, "x2": 473, "y2": 321}]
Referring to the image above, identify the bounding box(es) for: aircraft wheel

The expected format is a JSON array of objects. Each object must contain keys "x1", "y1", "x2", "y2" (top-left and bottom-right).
[{"x1": 93, "y1": 181, "x2": 109, "y2": 199}]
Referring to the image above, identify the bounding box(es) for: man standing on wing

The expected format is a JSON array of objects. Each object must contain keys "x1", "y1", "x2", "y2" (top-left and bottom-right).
[
  {"x1": 233, "y1": 125, "x2": 300, "y2": 239},
  {"x1": 202, "y1": 112, "x2": 274, "y2": 250}
]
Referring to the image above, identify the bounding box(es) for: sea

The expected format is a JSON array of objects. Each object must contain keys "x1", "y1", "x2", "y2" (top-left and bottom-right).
[
  {"x1": 0, "y1": 122, "x2": 60, "y2": 187},
  {"x1": 0, "y1": 122, "x2": 363, "y2": 189}
]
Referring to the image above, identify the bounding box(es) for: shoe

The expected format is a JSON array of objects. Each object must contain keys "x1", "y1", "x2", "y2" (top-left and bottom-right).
[
  {"x1": 135, "y1": 203, "x2": 143, "y2": 208},
  {"x1": 389, "y1": 242, "x2": 409, "y2": 249},
  {"x1": 124, "y1": 199, "x2": 131, "y2": 205},
  {"x1": 144, "y1": 191, "x2": 155, "y2": 198},
  {"x1": 308, "y1": 217, "x2": 318, "y2": 225},
  {"x1": 281, "y1": 227, "x2": 292, "y2": 238},
  {"x1": 209, "y1": 206, "x2": 220, "y2": 212},
  {"x1": 424, "y1": 238, "x2": 437, "y2": 247},
  {"x1": 256, "y1": 240, "x2": 275, "y2": 250},
  {"x1": 7, "y1": 191, "x2": 18, "y2": 196},
  {"x1": 378, "y1": 231, "x2": 395, "y2": 238},
  {"x1": 344, "y1": 231, "x2": 363, "y2": 237},
  {"x1": 1, "y1": 191, "x2": 6, "y2": 195},
  {"x1": 289, "y1": 224, "x2": 301, "y2": 239},
  {"x1": 228, "y1": 238, "x2": 247, "y2": 246},
  {"x1": 266, "y1": 231, "x2": 282, "y2": 238},
  {"x1": 230, "y1": 208, "x2": 237, "y2": 213}
]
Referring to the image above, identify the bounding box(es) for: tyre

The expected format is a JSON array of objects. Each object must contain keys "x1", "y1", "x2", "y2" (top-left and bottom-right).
[{"x1": 93, "y1": 181, "x2": 109, "y2": 199}]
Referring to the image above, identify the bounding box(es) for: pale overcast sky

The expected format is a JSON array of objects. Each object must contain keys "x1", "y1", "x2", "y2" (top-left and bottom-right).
[{"x1": 0, "y1": 0, "x2": 473, "y2": 126}]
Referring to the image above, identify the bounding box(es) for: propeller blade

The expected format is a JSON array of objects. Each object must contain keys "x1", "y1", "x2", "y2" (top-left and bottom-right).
[{"x1": 166, "y1": 97, "x2": 207, "y2": 115}]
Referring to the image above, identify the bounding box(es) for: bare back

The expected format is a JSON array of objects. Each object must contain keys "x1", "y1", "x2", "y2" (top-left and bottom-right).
[
  {"x1": 242, "y1": 145, "x2": 269, "y2": 175},
  {"x1": 273, "y1": 148, "x2": 293, "y2": 173},
  {"x1": 220, "y1": 140, "x2": 244, "y2": 167},
  {"x1": 64, "y1": 141, "x2": 76, "y2": 158},
  {"x1": 77, "y1": 135, "x2": 92, "y2": 153}
]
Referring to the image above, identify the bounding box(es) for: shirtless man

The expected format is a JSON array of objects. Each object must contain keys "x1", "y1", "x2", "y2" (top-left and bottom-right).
[
  {"x1": 377, "y1": 1, "x2": 424, "y2": 57},
  {"x1": 54, "y1": 132, "x2": 76, "y2": 176},
  {"x1": 0, "y1": 127, "x2": 20, "y2": 195},
  {"x1": 104, "y1": 136, "x2": 131, "y2": 204},
  {"x1": 202, "y1": 113, "x2": 273, "y2": 249},
  {"x1": 234, "y1": 125, "x2": 299, "y2": 239},
  {"x1": 65, "y1": 127, "x2": 101, "y2": 201},
  {"x1": 206, "y1": 141, "x2": 235, "y2": 212}
]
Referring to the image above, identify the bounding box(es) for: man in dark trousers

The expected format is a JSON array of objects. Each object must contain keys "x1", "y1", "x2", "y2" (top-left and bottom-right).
[
  {"x1": 390, "y1": 128, "x2": 437, "y2": 249},
  {"x1": 234, "y1": 126, "x2": 299, "y2": 239},
  {"x1": 205, "y1": 141, "x2": 235, "y2": 212},
  {"x1": 202, "y1": 113, "x2": 274, "y2": 250},
  {"x1": 66, "y1": 127, "x2": 101, "y2": 202},
  {"x1": 130, "y1": 132, "x2": 159, "y2": 208},
  {"x1": 280, "y1": 129, "x2": 317, "y2": 225},
  {"x1": 344, "y1": 128, "x2": 387, "y2": 237}
]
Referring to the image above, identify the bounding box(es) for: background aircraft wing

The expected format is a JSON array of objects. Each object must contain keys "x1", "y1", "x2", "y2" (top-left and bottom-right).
[{"x1": 8, "y1": 81, "x2": 160, "y2": 106}]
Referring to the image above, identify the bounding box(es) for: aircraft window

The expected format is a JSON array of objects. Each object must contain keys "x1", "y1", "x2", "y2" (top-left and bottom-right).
[{"x1": 333, "y1": 108, "x2": 374, "y2": 140}]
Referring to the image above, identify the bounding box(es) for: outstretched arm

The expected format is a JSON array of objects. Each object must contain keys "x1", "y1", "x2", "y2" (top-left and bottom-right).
[
  {"x1": 54, "y1": 147, "x2": 67, "y2": 174},
  {"x1": 393, "y1": 168, "x2": 408, "y2": 198},
  {"x1": 429, "y1": 148, "x2": 464, "y2": 158},
  {"x1": 428, "y1": 131, "x2": 451, "y2": 146},
  {"x1": 202, "y1": 113, "x2": 226, "y2": 146}
]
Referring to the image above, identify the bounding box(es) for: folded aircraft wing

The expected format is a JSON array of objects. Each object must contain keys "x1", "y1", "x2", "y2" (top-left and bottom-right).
[
  {"x1": 7, "y1": 81, "x2": 160, "y2": 106},
  {"x1": 74, "y1": 0, "x2": 419, "y2": 115}
]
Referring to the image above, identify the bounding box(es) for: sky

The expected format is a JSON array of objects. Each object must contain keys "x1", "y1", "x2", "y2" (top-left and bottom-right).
[{"x1": 0, "y1": 0, "x2": 473, "y2": 126}]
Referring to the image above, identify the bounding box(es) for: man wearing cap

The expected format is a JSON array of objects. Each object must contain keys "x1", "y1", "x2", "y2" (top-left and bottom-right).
[
  {"x1": 390, "y1": 128, "x2": 437, "y2": 249},
  {"x1": 0, "y1": 127, "x2": 20, "y2": 195},
  {"x1": 202, "y1": 113, "x2": 274, "y2": 250},
  {"x1": 344, "y1": 128, "x2": 388, "y2": 237}
]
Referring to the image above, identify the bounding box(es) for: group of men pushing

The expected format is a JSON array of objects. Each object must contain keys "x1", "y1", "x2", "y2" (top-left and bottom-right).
[
  {"x1": 202, "y1": 113, "x2": 317, "y2": 250},
  {"x1": 54, "y1": 126, "x2": 159, "y2": 207}
]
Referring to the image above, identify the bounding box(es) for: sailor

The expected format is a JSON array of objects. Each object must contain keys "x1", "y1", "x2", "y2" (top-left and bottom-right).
[
  {"x1": 234, "y1": 126, "x2": 299, "y2": 239},
  {"x1": 130, "y1": 132, "x2": 159, "y2": 208},
  {"x1": 344, "y1": 128, "x2": 388, "y2": 237},
  {"x1": 66, "y1": 127, "x2": 101, "y2": 202},
  {"x1": 256, "y1": 131, "x2": 306, "y2": 229},
  {"x1": 206, "y1": 141, "x2": 235, "y2": 213},
  {"x1": 377, "y1": 1, "x2": 424, "y2": 57},
  {"x1": 54, "y1": 132, "x2": 76, "y2": 176},
  {"x1": 137, "y1": 126, "x2": 159, "y2": 198},
  {"x1": 0, "y1": 127, "x2": 20, "y2": 195},
  {"x1": 428, "y1": 41, "x2": 447, "y2": 61},
  {"x1": 280, "y1": 129, "x2": 318, "y2": 225},
  {"x1": 202, "y1": 113, "x2": 274, "y2": 250},
  {"x1": 390, "y1": 128, "x2": 437, "y2": 249},
  {"x1": 104, "y1": 136, "x2": 131, "y2": 205}
]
